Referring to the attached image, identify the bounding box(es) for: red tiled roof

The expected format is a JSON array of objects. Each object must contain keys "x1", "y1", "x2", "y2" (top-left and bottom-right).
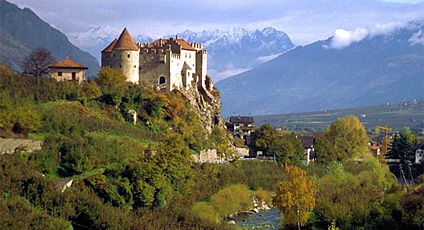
[
  {"x1": 102, "y1": 39, "x2": 117, "y2": 53},
  {"x1": 151, "y1": 38, "x2": 197, "y2": 51},
  {"x1": 113, "y1": 28, "x2": 138, "y2": 51},
  {"x1": 49, "y1": 57, "x2": 87, "y2": 69},
  {"x1": 175, "y1": 39, "x2": 197, "y2": 51}
]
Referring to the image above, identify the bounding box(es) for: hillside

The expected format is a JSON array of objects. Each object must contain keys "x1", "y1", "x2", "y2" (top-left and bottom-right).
[
  {"x1": 0, "y1": 0, "x2": 100, "y2": 77},
  {"x1": 254, "y1": 101, "x2": 424, "y2": 134},
  {"x1": 216, "y1": 21, "x2": 424, "y2": 117}
]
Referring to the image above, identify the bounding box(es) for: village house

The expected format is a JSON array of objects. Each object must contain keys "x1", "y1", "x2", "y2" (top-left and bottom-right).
[
  {"x1": 49, "y1": 57, "x2": 87, "y2": 83},
  {"x1": 101, "y1": 28, "x2": 213, "y2": 93},
  {"x1": 227, "y1": 116, "x2": 254, "y2": 139},
  {"x1": 299, "y1": 136, "x2": 316, "y2": 165},
  {"x1": 413, "y1": 142, "x2": 424, "y2": 164}
]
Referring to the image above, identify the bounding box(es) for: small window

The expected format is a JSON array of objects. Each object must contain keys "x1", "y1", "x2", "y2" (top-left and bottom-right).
[
  {"x1": 72, "y1": 72, "x2": 76, "y2": 81},
  {"x1": 189, "y1": 53, "x2": 191, "y2": 58},
  {"x1": 119, "y1": 65, "x2": 122, "y2": 68},
  {"x1": 159, "y1": 76, "x2": 166, "y2": 85},
  {"x1": 134, "y1": 65, "x2": 136, "y2": 68},
  {"x1": 127, "y1": 54, "x2": 131, "y2": 58},
  {"x1": 58, "y1": 72, "x2": 62, "y2": 76},
  {"x1": 185, "y1": 53, "x2": 187, "y2": 58}
]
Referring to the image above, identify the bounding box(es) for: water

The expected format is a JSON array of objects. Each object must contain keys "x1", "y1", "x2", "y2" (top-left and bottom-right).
[{"x1": 234, "y1": 209, "x2": 280, "y2": 229}]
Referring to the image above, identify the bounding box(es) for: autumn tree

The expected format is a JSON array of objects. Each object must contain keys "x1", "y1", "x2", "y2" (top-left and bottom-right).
[
  {"x1": 315, "y1": 115, "x2": 369, "y2": 164},
  {"x1": 22, "y1": 48, "x2": 55, "y2": 77},
  {"x1": 273, "y1": 165, "x2": 315, "y2": 229}
]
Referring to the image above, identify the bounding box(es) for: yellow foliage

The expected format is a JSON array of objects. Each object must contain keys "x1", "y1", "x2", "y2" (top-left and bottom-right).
[
  {"x1": 191, "y1": 202, "x2": 220, "y2": 224},
  {"x1": 210, "y1": 184, "x2": 252, "y2": 218},
  {"x1": 273, "y1": 165, "x2": 316, "y2": 227}
]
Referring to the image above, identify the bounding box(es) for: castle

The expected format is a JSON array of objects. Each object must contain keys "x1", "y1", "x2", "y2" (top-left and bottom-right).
[{"x1": 101, "y1": 28, "x2": 214, "y2": 92}]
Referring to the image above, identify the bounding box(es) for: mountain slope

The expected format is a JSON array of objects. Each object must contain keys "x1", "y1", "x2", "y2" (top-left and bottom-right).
[
  {"x1": 216, "y1": 21, "x2": 424, "y2": 117},
  {"x1": 0, "y1": 0, "x2": 99, "y2": 77}
]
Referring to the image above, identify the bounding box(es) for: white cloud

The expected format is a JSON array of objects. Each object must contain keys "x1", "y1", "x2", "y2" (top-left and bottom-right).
[
  {"x1": 409, "y1": 30, "x2": 424, "y2": 45},
  {"x1": 256, "y1": 53, "x2": 283, "y2": 63},
  {"x1": 326, "y1": 28, "x2": 369, "y2": 49},
  {"x1": 209, "y1": 67, "x2": 251, "y2": 82},
  {"x1": 369, "y1": 22, "x2": 407, "y2": 37}
]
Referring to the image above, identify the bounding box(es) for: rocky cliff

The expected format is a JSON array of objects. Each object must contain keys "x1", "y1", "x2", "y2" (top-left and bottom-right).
[{"x1": 175, "y1": 77, "x2": 223, "y2": 133}]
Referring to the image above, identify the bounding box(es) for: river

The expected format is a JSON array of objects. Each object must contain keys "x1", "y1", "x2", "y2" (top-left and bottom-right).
[{"x1": 233, "y1": 209, "x2": 280, "y2": 229}]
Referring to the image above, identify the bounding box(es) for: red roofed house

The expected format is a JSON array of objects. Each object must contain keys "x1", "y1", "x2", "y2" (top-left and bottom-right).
[{"x1": 49, "y1": 57, "x2": 88, "y2": 83}]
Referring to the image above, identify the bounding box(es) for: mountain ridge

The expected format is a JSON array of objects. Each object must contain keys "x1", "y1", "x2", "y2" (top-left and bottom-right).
[
  {"x1": 215, "y1": 21, "x2": 424, "y2": 117},
  {"x1": 0, "y1": 0, "x2": 100, "y2": 77}
]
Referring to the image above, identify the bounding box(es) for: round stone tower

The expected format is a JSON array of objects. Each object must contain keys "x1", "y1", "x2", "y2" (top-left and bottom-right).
[{"x1": 111, "y1": 28, "x2": 139, "y2": 83}]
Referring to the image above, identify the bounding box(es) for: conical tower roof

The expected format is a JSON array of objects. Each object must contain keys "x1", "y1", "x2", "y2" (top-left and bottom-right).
[
  {"x1": 102, "y1": 39, "x2": 117, "y2": 53},
  {"x1": 113, "y1": 28, "x2": 138, "y2": 51}
]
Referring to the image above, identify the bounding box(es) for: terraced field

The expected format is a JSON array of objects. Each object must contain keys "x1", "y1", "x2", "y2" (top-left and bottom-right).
[{"x1": 254, "y1": 101, "x2": 424, "y2": 134}]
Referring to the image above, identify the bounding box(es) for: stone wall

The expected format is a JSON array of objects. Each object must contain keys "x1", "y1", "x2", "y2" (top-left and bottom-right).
[{"x1": 0, "y1": 138, "x2": 42, "y2": 155}]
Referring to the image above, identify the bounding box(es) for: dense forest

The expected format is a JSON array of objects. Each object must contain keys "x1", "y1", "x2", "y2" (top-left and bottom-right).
[{"x1": 0, "y1": 62, "x2": 423, "y2": 230}]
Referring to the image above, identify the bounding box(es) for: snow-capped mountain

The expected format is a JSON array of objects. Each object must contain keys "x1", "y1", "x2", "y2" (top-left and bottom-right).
[
  {"x1": 70, "y1": 26, "x2": 294, "y2": 81},
  {"x1": 168, "y1": 28, "x2": 294, "y2": 81},
  {"x1": 215, "y1": 21, "x2": 424, "y2": 117}
]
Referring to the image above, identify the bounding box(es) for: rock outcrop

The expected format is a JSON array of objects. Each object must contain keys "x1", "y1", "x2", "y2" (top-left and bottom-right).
[
  {"x1": 0, "y1": 138, "x2": 42, "y2": 155},
  {"x1": 175, "y1": 82, "x2": 223, "y2": 133}
]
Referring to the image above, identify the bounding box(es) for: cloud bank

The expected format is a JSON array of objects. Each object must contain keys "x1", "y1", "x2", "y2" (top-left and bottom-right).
[
  {"x1": 327, "y1": 28, "x2": 369, "y2": 49},
  {"x1": 325, "y1": 21, "x2": 421, "y2": 49}
]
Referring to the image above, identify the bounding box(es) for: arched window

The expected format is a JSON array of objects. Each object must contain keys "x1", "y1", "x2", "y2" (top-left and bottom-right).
[
  {"x1": 159, "y1": 76, "x2": 166, "y2": 85},
  {"x1": 127, "y1": 53, "x2": 131, "y2": 58}
]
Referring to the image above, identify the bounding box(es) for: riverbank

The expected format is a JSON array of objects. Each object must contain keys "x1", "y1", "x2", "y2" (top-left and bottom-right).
[{"x1": 233, "y1": 209, "x2": 280, "y2": 229}]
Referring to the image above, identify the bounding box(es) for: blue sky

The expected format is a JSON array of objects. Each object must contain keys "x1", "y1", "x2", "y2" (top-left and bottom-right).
[{"x1": 6, "y1": 0, "x2": 424, "y2": 46}]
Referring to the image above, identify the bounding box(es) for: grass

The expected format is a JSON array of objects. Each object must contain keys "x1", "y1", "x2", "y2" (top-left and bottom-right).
[{"x1": 73, "y1": 168, "x2": 106, "y2": 180}]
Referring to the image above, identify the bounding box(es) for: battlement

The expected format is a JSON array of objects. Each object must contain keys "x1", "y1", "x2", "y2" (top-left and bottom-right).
[{"x1": 190, "y1": 43, "x2": 203, "y2": 50}]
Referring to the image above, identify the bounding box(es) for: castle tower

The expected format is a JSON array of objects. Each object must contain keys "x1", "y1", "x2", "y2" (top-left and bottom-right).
[
  {"x1": 101, "y1": 28, "x2": 139, "y2": 83},
  {"x1": 101, "y1": 39, "x2": 117, "y2": 67}
]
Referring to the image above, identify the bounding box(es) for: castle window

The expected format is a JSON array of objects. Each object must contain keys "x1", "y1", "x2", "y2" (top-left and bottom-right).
[
  {"x1": 58, "y1": 72, "x2": 62, "y2": 76},
  {"x1": 159, "y1": 76, "x2": 166, "y2": 85},
  {"x1": 127, "y1": 54, "x2": 131, "y2": 58}
]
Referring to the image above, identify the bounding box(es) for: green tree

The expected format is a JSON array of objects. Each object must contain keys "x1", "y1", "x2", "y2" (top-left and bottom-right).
[
  {"x1": 82, "y1": 81, "x2": 102, "y2": 100},
  {"x1": 389, "y1": 127, "x2": 419, "y2": 160},
  {"x1": 273, "y1": 165, "x2": 315, "y2": 229},
  {"x1": 96, "y1": 67, "x2": 127, "y2": 106},
  {"x1": 191, "y1": 202, "x2": 220, "y2": 224},
  {"x1": 0, "y1": 91, "x2": 12, "y2": 128},
  {"x1": 210, "y1": 184, "x2": 252, "y2": 218},
  {"x1": 270, "y1": 134, "x2": 305, "y2": 164},
  {"x1": 12, "y1": 104, "x2": 42, "y2": 136},
  {"x1": 22, "y1": 48, "x2": 55, "y2": 77},
  {"x1": 252, "y1": 124, "x2": 277, "y2": 155},
  {"x1": 315, "y1": 115, "x2": 369, "y2": 164},
  {"x1": 95, "y1": 66, "x2": 126, "y2": 87}
]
